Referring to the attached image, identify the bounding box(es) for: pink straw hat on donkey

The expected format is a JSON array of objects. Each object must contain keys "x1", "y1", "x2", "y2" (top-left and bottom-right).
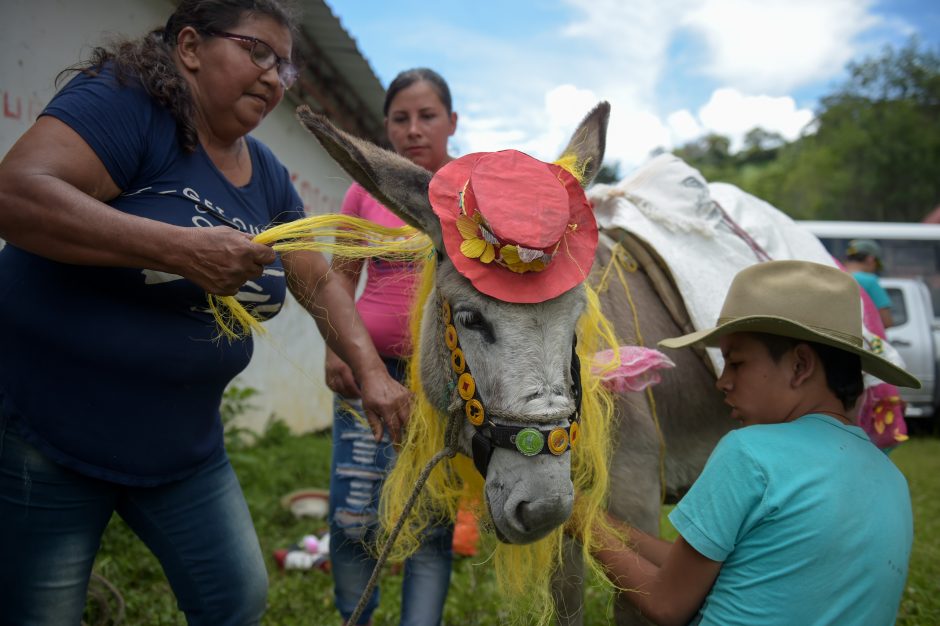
[{"x1": 428, "y1": 149, "x2": 598, "y2": 304}]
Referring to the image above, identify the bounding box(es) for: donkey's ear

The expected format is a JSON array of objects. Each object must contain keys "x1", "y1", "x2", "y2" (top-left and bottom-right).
[
  {"x1": 296, "y1": 106, "x2": 443, "y2": 249},
  {"x1": 557, "y1": 101, "x2": 610, "y2": 188}
]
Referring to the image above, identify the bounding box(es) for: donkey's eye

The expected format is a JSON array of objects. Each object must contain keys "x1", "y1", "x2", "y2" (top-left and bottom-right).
[
  {"x1": 454, "y1": 309, "x2": 484, "y2": 329},
  {"x1": 453, "y1": 308, "x2": 495, "y2": 343}
]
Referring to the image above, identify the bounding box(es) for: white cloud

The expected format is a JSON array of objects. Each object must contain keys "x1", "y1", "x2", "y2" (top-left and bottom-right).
[
  {"x1": 544, "y1": 0, "x2": 876, "y2": 167},
  {"x1": 457, "y1": 84, "x2": 602, "y2": 159},
  {"x1": 561, "y1": 0, "x2": 697, "y2": 104},
  {"x1": 557, "y1": 0, "x2": 883, "y2": 102},
  {"x1": 696, "y1": 88, "x2": 814, "y2": 149},
  {"x1": 454, "y1": 115, "x2": 528, "y2": 156},
  {"x1": 457, "y1": 85, "x2": 815, "y2": 172},
  {"x1": 667, "y1": 109, "x2": 704, "y2": 145},
  {"x1": 521, "y1": 84, "x2": 602, "y2": 156},
  {"x1": 605, "y1": 106, "x2": 672, "y2": 167},
  {"x1": 373, "y1": 0, "x2": 889, "y2": 173},
  {"x1": 682, "y1": 0, "x2": 881, "y2": 92},
  {"x1": 456, "y1": 83, "x2": 672, "y2": 169}
]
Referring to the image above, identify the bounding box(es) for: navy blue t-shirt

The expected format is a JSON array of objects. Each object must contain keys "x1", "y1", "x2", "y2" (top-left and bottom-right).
[{"x1": 0, "y1": 67, "x2": 304, "y2": 485}]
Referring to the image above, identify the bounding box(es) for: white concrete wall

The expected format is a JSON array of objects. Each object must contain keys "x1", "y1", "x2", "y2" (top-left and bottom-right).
[{"x1": 1, "y1": 0, "x2": 358, "y2": 432}]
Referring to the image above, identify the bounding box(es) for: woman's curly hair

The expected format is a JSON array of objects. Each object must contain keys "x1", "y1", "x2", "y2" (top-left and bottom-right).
[{"x1": 60, "y1": 0, "x2": 298, "y2": 153}]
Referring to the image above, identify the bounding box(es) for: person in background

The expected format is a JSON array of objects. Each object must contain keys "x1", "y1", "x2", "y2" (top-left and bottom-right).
[
  {"x1": 844, "y1": 238, "x2": 894, "y2": 328},
  {"x1": 325, "y1": 68, "x2": 457, "y2": 626},
  {"x1": 572, "y1": 260, "x2": 917, "y2": 626},
  {"x1": 0, "y1": 2, "x2": 409, "y2": 624}
]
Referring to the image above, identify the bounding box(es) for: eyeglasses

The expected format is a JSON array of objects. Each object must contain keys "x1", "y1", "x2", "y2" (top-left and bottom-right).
[{"x1": 207, "y1": 30, "x2": 298, "y2": 89}]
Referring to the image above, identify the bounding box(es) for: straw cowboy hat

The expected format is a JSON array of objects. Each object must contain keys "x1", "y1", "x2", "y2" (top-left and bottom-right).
[
  {"x1": 659, "y1": 260, "x2": 920, "y2": 389},
  {"x1": 428, "y1": 149, "x2": 597, "y2": 304}
]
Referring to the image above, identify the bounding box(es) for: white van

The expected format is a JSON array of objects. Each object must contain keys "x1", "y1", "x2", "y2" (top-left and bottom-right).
[
  {"x1": 800, "y1": 221, "x2": 940, "y2": 422},
  {"x1": 799, "y1": 221, "x2": 940, "y2": 315}
]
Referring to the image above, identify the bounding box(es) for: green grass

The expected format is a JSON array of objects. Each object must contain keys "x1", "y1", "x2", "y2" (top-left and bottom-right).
[
  {"x1": 84, "y1": 424, "x2": 940, "y2": 625},
  {"x1": 893, "y1": 438, "x2": 940, "y2": 625}
]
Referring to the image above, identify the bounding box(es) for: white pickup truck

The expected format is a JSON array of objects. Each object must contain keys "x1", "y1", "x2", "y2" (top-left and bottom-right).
[
  {"x1": 798, "y1": 221, "x2": 940, "y2": 431},
  {"x1": 881, "y1": 277, "x2": 939, "y2": 425}
]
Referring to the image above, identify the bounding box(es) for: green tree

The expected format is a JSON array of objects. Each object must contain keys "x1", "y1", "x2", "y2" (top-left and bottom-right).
[
  {"x1": 671, "y1": 133, "x2": 738, "y2": 183},
  {"x1": 740, "y1": 128, "x2": 786, "y2": 165},
  {"x1": 592, "y1": 161, "x2": 621, "y2": 185},
  {"x1": 673, "y1": 133, "x2": 732, "y2": 167},
  {"x1": 666, "y1": 37, "x2": 940, "y2": 222},
  {"x1": 768, "y1": 37, "x2": 940, "y2": 220}
]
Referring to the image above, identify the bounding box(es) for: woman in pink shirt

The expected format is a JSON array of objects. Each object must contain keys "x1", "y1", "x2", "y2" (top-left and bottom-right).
[{"x1": 325, "y1": 68, "x2": 458, "y2": 626}]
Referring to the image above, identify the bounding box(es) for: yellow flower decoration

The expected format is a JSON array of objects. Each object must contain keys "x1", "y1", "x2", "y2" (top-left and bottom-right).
[
  {"x1": 457, "y1": 213, "x2": 495, "y2": 263},
  {"x1": 501, "y1": 245, "x2": 547, "y2": 274},
  {"x1": 873, "y1": 395, "x2": 906, "y2": 439}
]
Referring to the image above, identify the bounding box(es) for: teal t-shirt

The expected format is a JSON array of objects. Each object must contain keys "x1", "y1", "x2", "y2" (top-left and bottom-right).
[
  {"x1": 853, "y1": 271, "x2": 892, "y2": 309},
  {"x1": 669, "y1": 414, "x2": 912, "y2": 625}
]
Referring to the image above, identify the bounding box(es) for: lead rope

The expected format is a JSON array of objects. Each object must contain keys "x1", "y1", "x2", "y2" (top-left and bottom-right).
[
  {"x1": 346, "y1": 409, "x2": 462, "y2": 626},
  {"x1": 593, "y1": 241, "x2": 668, "y2": 505}
]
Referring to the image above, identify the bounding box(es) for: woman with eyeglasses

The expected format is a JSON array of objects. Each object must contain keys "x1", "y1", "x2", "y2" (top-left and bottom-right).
[{"x1": 0, "y1": 1, "x2": 410, "y2": 624}]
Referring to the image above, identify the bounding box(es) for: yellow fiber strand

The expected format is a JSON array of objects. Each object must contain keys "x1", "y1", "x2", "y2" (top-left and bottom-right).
[
  {"x1": 379, "y1": 261, "x2": 468, "y2": 553},
  {"x1": 594, "y1": 242, "x2": 668, "y2": 505},
  {"x1": 379, "y1": 262, "x2": 626, "y2": 624},
  {"x1": 206, "y1": 214, "x2": 433, "y2": 339},
  {"x1": 206, "y1": 294, "x2": 266, "y2": 340},
  {"x1": 608, "y1": 247, "x2": 667, "y2": 505},
  {"x1": 553, "y1": 152, "x2": 589, "y2": 184}
]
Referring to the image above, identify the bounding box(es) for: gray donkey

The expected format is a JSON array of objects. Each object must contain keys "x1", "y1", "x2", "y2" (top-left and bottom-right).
[{"x1": 297, "y1": 103, "x2": 730, "y2": 625}]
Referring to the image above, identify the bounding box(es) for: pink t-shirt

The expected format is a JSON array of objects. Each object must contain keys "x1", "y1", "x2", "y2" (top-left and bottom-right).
[{"x1": 340, "y1": 183, "x2": 419, "y2": 357}]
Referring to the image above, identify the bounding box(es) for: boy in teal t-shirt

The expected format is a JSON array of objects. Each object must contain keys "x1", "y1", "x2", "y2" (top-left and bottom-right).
[{"x1": 579, "y1": 261, "x2": 918, "y2": 625}]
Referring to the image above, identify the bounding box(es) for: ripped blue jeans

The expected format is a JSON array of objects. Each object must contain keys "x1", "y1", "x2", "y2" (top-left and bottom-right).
[{"x1": 329, "y1": 358, "x2": 453, "y2": 626}]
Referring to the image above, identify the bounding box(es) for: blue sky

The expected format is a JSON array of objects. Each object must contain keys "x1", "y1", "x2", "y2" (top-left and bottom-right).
[{"x1": 324, "y1": 0, "x2": 940, "y2": 172}]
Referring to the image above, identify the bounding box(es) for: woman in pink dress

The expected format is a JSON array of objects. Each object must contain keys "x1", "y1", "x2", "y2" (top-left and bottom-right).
[{"x1": 325, "y1": 68, "x2": 458, "y2": 626}]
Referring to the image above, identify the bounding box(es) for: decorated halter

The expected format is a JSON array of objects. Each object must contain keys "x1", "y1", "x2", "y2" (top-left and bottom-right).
[{"x1": 440, "y1": 298, "x2": 583, "y2": 477}]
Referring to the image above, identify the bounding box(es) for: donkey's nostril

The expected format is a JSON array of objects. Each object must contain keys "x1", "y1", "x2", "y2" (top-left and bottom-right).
[
  {"x1": 516, "y1": 501, "x2": 534, "y2": 532},
  {"x1": 516, "y1": 497, "x2": 571, "y2": 535}
]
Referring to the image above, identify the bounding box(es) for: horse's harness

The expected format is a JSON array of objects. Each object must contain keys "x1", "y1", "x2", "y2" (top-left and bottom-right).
[{"x1": 439, "y1": 297, "x2": 583, "y2": 477}]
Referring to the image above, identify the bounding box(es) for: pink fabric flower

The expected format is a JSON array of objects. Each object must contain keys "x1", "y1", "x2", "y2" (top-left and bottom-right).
[{"x1": 592, "y1": 346, "x2": 676, "y2": 393}]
